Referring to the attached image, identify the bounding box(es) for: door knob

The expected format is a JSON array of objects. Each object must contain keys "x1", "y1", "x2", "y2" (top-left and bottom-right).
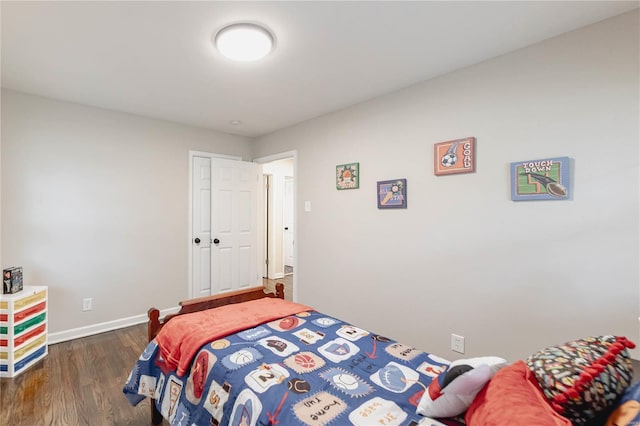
[
  {"x1": 213, "y1": 238, "x2": 220, "y2": 244},
  {"x1": 194, "y1": 238, "x2": 201, "y2": 244}
]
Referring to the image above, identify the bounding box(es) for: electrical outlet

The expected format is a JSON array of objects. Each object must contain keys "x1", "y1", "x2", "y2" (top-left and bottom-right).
[
  {"x1": 451, "y1": 333, "x2": 465, "y2": 354},
  {"x1": 82, "y1": 298, "x2": 93, "y2": 312}
]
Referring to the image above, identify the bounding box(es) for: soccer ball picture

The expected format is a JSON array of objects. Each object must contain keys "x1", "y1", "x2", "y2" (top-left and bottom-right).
[{"x1": 441, "y1": 153, "x2": 457, "y2": 167}]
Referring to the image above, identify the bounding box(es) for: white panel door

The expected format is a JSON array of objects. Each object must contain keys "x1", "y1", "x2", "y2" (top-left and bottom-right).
[
  {"x1": 211, "y1": 158, "x2": 260, "y2": 294},
  {"x1": 191, "y1": 156, "x2": 212, "y2": 298}
]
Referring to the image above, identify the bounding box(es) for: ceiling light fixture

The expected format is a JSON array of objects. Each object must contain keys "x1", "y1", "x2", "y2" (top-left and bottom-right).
[
  {"x1": 229, "y1": 120, "x2": 242, "y2": 125},
  {"x1": 215, "y1": 23, "x2": 274, "y2": 62}
]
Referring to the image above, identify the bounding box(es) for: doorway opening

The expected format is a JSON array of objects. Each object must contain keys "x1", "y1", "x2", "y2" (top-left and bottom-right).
[{"x1": 254, "y1": 151, "x2": 296, "y2": 301}]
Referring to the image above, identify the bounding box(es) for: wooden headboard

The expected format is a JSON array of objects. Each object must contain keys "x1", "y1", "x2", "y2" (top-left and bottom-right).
[
  {"x1": 147, "y1": 283, "x2": 285, "y2": 342},
  {"x1": 145, "y1": 283, "x2": 284, "y2": 424}
]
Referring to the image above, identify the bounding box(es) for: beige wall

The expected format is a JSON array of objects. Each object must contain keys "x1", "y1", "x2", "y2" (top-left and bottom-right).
[
  {"x1": 253, "y1": 11, "x2": 640, "y2": 360},
  {"x1": 1, "y1": 11, "x2": 638, "y2": 360},
  {"x1": 1, "y1": 90, "x2": 253, "y2": 334}
]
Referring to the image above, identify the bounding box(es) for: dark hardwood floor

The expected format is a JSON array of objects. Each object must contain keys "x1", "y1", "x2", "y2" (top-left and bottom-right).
[
  {"x1": 0, "y1": 324, "x2": 155, "y2": 426},
  {"x1": 0, "y1": 282, "x2": 294, "y2": 426}
]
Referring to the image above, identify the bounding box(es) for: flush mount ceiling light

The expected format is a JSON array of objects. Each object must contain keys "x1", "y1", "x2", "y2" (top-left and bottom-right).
[{"x1": 215, "y1": 23, "x2": 274, "y2": 62}]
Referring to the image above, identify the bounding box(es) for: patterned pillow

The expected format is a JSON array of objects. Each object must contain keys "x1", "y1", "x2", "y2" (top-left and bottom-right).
[{"x1": 526, "y1": 335, "x2": 636, "y2": 425}]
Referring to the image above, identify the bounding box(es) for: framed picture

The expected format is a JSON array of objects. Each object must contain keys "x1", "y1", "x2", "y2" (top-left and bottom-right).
[
  {"x1": 336, "y1": 162, "x2": 359, "y2": 190},
  {"x1": 377, "y1": 179, "x2": 407, "y2": 209},
  {"x1": 434, "y1": 136, "x2": 476, "y2": 176},
  {"x1": 510, "y1": 156, "x2": 571, "y2": 201}
]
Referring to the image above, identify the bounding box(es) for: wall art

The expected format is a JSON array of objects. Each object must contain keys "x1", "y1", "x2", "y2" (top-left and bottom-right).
[
  {"x1": 336, "y1": 162, "x2": 359, "y2": 190},
  {"x1": 377, "y1": 179, "x2": 407, "y2": 209},
  {"x1": 434, "y1": 136, "x2": 476, "y2": 176},
  {"x1": 510, "y1": 156, "x2": 571, "y2": 201}
]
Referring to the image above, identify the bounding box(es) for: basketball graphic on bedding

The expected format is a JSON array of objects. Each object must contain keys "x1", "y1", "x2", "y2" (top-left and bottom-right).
[{"x1": 284, "y1": 351, "x2": 326, "y2": 374}]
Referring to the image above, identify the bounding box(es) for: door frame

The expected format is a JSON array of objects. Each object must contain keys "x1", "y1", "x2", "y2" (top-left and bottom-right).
[
  {"x1": 187, "y1": 151, "x2": 243, "y2": 299},
  {"x1": 283, "y1": 176, "x2": 294, "y2": 272},
  {"x1": 253, "y1": 150, "x2": 298, "y2": 302}
]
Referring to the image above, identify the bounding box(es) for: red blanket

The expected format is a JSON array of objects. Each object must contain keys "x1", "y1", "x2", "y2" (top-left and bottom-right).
[{"x1": 155, "y1": 297, "x2": 312, "y2": 376}]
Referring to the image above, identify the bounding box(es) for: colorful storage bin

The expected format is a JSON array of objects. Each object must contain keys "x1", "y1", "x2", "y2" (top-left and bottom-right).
[{"x1": 0, "y1": 286, "x2": 48, "y2": 377}]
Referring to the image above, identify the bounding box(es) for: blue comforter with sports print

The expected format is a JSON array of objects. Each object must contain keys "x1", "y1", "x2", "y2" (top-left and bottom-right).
[{"x1": 123, "y1": 309, "x2": 452, "y2": 426}]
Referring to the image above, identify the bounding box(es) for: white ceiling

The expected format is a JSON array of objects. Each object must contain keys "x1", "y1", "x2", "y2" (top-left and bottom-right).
[{"x1": 2, "y1": 1, "x2": 637, "y2": 138}]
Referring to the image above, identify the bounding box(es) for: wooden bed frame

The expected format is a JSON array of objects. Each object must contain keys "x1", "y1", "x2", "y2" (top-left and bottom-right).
[{"x1": 145, "y1": 283, "x2": 285, "y2": 425}]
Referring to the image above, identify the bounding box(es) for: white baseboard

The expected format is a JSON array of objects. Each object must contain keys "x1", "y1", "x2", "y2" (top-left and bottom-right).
[{"x1": 48, "y1": 306, "x2": 180, "y2": 345}]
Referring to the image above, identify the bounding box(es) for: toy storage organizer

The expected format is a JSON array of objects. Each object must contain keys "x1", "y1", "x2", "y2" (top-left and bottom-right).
[{"x1": 0, "y1": 286, "x2": 48, "y2": 377}]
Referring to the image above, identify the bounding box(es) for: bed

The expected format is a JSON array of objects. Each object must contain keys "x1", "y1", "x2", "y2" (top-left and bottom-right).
[
  {"x1": 123, "y1": 284, "x2": 638, "y2": 426},
  {"x1": 123, "y1": 284, "x2": 465, "y2": 425}
]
